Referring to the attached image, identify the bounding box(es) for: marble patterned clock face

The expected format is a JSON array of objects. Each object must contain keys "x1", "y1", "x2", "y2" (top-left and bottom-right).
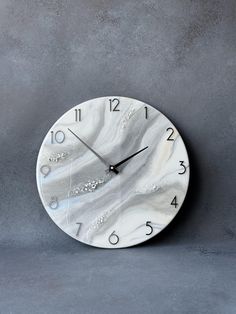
[{"x1": 36, "y1": 96, "x2": 190, "y2": 248}]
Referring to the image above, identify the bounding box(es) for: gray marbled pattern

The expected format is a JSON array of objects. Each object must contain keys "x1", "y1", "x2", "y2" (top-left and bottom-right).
[{"x1": 36, "y1": 97, "x2": 189, "y2": 248}]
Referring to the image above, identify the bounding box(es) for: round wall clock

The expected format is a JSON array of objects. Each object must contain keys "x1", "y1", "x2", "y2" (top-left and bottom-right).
[{"x1": 36, "y1": 96, "x2": 190, "y2": 248}]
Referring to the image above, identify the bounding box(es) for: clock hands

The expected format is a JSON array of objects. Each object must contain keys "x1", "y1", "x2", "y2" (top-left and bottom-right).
[
  {"x1": 109, "y1": 146, "x2": 149, "y2": 172},
  {"x1": 67, "y1": 128, "x2": 119, "y2": 174},
  {"x1": 68, "y1": 128, "x2": 147, "y2": 175}
]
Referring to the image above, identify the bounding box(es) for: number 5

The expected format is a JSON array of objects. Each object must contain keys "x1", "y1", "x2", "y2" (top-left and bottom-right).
[{"x1": 146, "y1": 221, "x2": 153, "y2": 235}]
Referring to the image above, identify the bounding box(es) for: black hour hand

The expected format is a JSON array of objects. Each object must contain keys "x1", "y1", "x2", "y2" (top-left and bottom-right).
[{"x1": 110, "y1": 146, "x2": 148, "y2": 172}]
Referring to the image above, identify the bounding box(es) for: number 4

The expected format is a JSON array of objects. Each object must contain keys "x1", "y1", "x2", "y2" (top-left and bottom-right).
[{"x1": 171, "y1": 196, "x2": 178, "y2": 208}]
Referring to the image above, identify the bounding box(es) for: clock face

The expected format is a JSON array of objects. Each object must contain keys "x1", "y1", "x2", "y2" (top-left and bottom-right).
[{"x1": 36, "y1": 96, "x2": 190, "y2": 248}]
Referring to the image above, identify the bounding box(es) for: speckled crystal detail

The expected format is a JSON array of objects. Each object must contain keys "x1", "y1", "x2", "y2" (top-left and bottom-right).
[
  {"x1": 49, "y1": 152, "x2": 68, "y2": 163},
  {"x1": 121, "y1": 108, "x2": 136, "y2": 129},
  {"x1": 135, "y1": 184, "x2": 160, "y2": 194},
  {"x1": 87, "y1": 208, "x2": 114, "y2": 237},
  {"x1": 69, "y1": 173, "x2": 112, "y2": 197}
]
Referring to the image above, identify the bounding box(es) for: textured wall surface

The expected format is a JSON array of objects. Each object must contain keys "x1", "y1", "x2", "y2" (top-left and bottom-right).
[{"x1": 0, "y1": 1, "x2": 236, "y2": 313}]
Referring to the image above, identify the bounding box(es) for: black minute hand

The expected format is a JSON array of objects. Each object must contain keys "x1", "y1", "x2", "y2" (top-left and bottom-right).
[{"x1": 110, "y1": 146, "x2": 148, "y2": 171}]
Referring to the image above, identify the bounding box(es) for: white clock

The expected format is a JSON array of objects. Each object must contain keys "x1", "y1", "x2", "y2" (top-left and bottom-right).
[{"x1": 36, "y1": 96, "x2": 190, "y2": 248}]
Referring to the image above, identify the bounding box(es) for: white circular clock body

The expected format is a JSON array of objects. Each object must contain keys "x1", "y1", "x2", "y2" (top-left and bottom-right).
[{"x1": 36, "y1": 96, "x2": 190, "y2": 248}]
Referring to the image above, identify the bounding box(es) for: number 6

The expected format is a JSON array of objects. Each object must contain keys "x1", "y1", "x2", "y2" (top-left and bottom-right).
[{"x1": 108, "y1": 231, "x2": 119, "y2": 245}]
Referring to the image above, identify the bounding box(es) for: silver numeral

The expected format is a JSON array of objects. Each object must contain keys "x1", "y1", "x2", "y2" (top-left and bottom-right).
[
  {"x1": 51, "y1": 130, "x2": 65, "y2": 144},
  {"x1": 178, "y1": 161, "x2": 187, "y2": 175},
  {"x1": 75, "y1": 109, "x2": 81, "y2": 122},
  {"x1": 76, "y1": 222, "x2": 82, "y2": 237},
  {"x1": 108, "y1": 231, "x2": 119, "y2": 245},
  {"x1": 146, "y1": 221, "x2": 153, "y2": 235},
  {"x1": 40, "y1": 165, "x2": 51, "y2": 177},
  {"x1": 49, "y1": 196, "x2": 59, "y2": 210}
]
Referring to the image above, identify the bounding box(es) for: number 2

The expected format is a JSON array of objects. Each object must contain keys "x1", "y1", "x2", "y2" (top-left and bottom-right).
[{"x1": 166, "y1": 127, "x2": 175, "y2": 141}]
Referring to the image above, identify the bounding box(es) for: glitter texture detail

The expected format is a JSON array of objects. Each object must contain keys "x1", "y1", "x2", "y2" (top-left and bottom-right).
[
  {"x1": 87, "y1": 208, "x2": 113, "y2": 237},
  {"x1": 121, "y1": 108, "x2": 136, "y2": 129},
  {"x1": 134, "y1": 184, "x2": 160, "y2": 194},
  {"x1": 69, "y1": 174, "x2": 111, "y2": 197},
  {"x1": 49, "y1": 152, "x2": 68, "y2": 163}
]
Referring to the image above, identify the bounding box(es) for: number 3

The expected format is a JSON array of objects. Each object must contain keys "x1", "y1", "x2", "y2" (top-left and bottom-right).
[{"x1": 178, "y1": 161, "x2": 187, "y2": 175}]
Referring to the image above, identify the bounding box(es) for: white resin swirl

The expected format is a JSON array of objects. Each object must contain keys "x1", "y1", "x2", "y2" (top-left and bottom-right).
[{"x1": 36, "y1": 97, "x2": 190, "y2": 248}]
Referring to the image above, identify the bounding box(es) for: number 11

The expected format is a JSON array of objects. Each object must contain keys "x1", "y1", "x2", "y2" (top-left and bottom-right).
[{"x1": 75, "y1": 109, "x2": 81, "y2": 122}]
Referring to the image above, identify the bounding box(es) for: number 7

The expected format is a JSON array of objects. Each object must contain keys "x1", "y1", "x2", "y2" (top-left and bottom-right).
[{"x1": 76, "y1": 223, "x2": 82, "y2": 237}]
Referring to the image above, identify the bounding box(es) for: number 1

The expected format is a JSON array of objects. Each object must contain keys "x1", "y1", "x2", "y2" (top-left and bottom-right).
[{"x1": 144, "y1": 106, "x2": 148, "y2": 119}]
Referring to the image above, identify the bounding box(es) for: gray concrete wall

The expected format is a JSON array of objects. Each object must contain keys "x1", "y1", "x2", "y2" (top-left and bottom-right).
[
  {"x1": 1, "y1": 0, "x2": 235, "y2": 248},
  {"x1": 0, "y1": 1, "x2": 236, "y2": 313}
]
